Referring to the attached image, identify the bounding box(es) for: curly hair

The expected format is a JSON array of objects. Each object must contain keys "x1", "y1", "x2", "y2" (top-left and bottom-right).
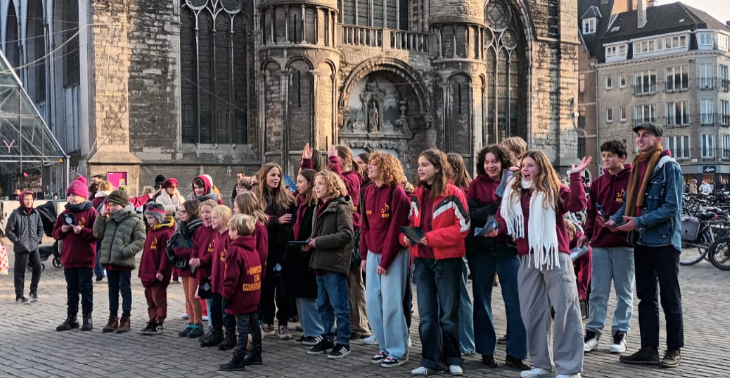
[
  {"x1": 368, "y1": 151, "x2": 406, "y2": 187},
  {"x1": 600, "y1": 140, "x2": 628, "y2": 158},
  {"x1": 476, "y1": 145, "x2": 513, "y2": 176},
  {"x1": 98, "y1": 181, "x2": 113, "y2": 192},
  {"x1": 446, "y1": 153, "x2": 472, "y2": 189},
  {"x1": 256, "y1": 162, "x2": 295, "y2": 210},
  {"x1": 234, "y1": 191, "x2": 269, "y2": 225},
  {"x1": 315, "y1": 170, "x2": 348, "y2": 200}
]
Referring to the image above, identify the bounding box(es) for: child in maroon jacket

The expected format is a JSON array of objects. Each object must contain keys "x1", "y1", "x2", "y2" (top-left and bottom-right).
[
  {"x1": 53, "y1": 177, "x2": 98, "y2": 332},
  {"x1": 566, "y1": 217, "x2": 592, "y2": 319},
  {"x1": 205, "y1": 205, "x2": 234, "y2": 349},
  {"x1": 189, "y1": 199, "x2": 218, "y2": 341},
  {"x1": 219, "y1": 214, "x2": 263, "y2": 371},
  {"x1": 138, "y1": 203, "x2": 175, "y2": 335}
]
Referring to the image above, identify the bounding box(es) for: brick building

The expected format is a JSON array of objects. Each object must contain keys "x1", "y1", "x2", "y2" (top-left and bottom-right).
[{"x1": 0, "y1": 0, "x2": 581, "y2": 197}]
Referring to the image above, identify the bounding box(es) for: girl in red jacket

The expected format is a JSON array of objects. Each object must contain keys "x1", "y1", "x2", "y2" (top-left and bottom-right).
[
  {"x1": 490, "y1": 150, "x2": 590, "y2": 378},
  {"x1": 138, "y1": 203, "x2": 175, "y2": 335},
  {"x1": 169, "y1": 199, "x2": 204, "y2": 338},
  {"x1": 403, "y1": 149, "x2": 470, "y2": 376}
]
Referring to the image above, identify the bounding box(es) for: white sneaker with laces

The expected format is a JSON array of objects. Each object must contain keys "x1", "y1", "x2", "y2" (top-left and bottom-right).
[
  {"x1": 583, "y1": 331, "x2": 599, "y2": 353},
  {"x1": 520, "y1": 367, "x2": 552, "y2": 378},
  {"x1": 372, "y1": 351, "x2": 386, "y2": 364},
  {"x1": 362, "y1": 335, "x2": 379, "y2": 345},
  {"x1": 610, "y1": 331, "x2": 627, "y2": 354},
  {"x1": 447, "y1": 365, "x2": 463, "y2": 376},
  {"x1": 411, "y1": 366, "x2": 442, "y2": 376},
  {"x1": 181, "y1": 313, "x2": 189, "y2": 320},
  {"x1": 555, "y1": 374, "x2": 581, "y2": 378}
]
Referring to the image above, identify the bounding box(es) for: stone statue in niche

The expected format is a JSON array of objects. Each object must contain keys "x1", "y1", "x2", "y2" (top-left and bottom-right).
[
  {"x1": 359, "y1": 78, "x2": 385, "y2": 134},
  {"x1": 368, "y1": 101, "x2": 380, "y2": 133},
  {"x1": 394, "y1": 100, "x2": 411, "y2": 134}
]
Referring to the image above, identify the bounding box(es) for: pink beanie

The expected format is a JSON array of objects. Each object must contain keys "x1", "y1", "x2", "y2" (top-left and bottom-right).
[{"x1": 67, "y1": 176, "x2": 90, "y2": 199}]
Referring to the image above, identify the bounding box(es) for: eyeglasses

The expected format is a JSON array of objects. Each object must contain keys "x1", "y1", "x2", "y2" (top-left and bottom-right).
[
  {"x1": 170, "y1": 186, "x2": 178, "y2": 189},
  {"x1": 179, "y1": 209, "x2": 187, "y2": 214}
]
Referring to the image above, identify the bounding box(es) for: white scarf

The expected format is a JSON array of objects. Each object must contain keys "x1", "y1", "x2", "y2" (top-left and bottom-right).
[{"x1": 499, "y1": 178, "x2": 560, "y2": 270}]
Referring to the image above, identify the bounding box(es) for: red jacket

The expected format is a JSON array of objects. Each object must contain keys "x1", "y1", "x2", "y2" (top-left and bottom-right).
[
  {"x1": 223, "y1": 235, "x2": 262, "y2": 315},
  {"x1": 52, "y1": 204, "x2": 98, "y2": 269},
  {"x1": 192, "y1": 225, "x2": 217, "y2": 282},
  {"x1": 138, "y1": 218, "x2": 175, "y2": 287},
  {"x1": 401, "y1": 183, "x2": 470, "y2": 260},
  {"x1": 360, "y1": 184, "x2": 410, "y2": 269},
  {"x1": 254, "y1": 222, "x2": 269, "y2": 279},
  {"x1": 210, "y1": 230, "x2": 231, "y2": 294},
  {"x1": 584, "y1": 165, "x2": 633, "y2": 248}
]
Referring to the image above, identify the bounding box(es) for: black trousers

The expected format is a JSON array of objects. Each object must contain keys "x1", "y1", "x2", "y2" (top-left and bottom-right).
[
  {"x1": 261, "y1": 267, "x2": 288, "y2": 326},
  {"x1": 235, "y1": 311, "x2": 262, "y2": 358},
  {"x1": 634, "y1": 244, "x2": 684, "y2": 350},
  {"x1": 14, "y1": 250, "x2": 42, "y2": 298},
  {"x1": 212, "y1": 293, "x2": 236, "y2": 332},
  {"x1": 64, "y1": 267, "x2": 94, "y2": 315}
]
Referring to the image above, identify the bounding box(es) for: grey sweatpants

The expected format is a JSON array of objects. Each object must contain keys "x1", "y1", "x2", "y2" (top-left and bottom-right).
[{"x1": 518, "y1": 253, "x2": 583, "y2": 375}]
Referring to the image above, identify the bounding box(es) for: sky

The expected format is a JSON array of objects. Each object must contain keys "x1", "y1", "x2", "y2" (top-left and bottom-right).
[{"x1": 671, "y1": 0, "x2": 730, "y2": 25}]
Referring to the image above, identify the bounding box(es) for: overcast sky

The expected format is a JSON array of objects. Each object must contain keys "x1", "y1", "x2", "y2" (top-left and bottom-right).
[{"x1": 667, "y1": 0, "x2": 730, "y2": 25}]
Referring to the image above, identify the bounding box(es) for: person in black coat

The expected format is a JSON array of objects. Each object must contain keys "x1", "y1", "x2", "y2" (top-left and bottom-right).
[{"x1": 4, "y1": 191, "x2": 44, "y2": 303}]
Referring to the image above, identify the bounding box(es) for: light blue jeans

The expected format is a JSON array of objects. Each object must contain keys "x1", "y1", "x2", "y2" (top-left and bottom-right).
[
  {"x1": 459, "y1": 256, "x2": 475, "y2": 354},
  {"x1": 586, "y1": 246, "x2": 635, "y2": 336},
  {"x1": 296, "y1": 297, "x2": 324, "y2": 338},
  {"x1": 365, "y1": 250, "x2": 410, "y2": 360},
  {"x1": 206, "y1": 298, "x2": 213, "y2": 327}
]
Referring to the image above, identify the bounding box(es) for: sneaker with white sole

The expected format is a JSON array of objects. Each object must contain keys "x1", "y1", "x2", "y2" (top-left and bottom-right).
[
  {"x1": 520, "y1": 367, "x2": 552, "y2": 378},
  {"x1": 447, "y1": 365, "x2": 463, "y2": 375},
  {"x1": 276, "y1": 325, "x2": 292, "y2": 339},
  {"x1": 372, "y1": 351, "x2": 387, "y2": 364},
  {"x1": 327, "y1": 344, "x2": 351, "y2": 359},
  {"x1": 583, "y1": 330, "x2": 599, "y2": 353},
  {"x1": 362, "y1": 335, "x2": 379, "y2": 345},
  {"x1": 610, "y1": 331, "x2": 627, "y2": 354},
  {"x1": 408, "y1": 336, "x2": 412, "y2": 347},
  {"x1": 381, "y1": 356, "x2": 408, "y2": 367},
  {"x1": 555, "y1": 374, "x2": 581, "y2": 378},
  {"x1": 181, "y1": 313, "x2": 189, "y2": 320},
  {"x1": 296, "y1": 336, "x2": 323, "y2": 346},
  {"x1": 411, "y1": 366, "x2": 443, "y2": 376}
]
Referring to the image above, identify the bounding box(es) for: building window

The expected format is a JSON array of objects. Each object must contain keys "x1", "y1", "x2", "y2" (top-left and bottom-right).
[
  {"x1": 634, "y1": 70, "x2": 656, "y2": 95},
  {"x1": 606, "y1": 76, "x2": 613, "y2": 89},
  {"x1": 583, "y1": 18, "x2": 596, "y2": 34},
  {"x1": 180, "y1": 0, "x2": 248, "y2": 145},
  {"x1": 722, "y1": 134, "x2": 730, "y2": 159},
  {"x1": 606, "y1": 108, "x2": 614, "y2": 123},
  {"x1": 665, "y1": 65, "x2": 689, "y2": 92},
  {"x1": 605, "y1": 45, "x2": 627, "y2": 57},
  {"x1": 634, "y1": 104, "x2": 656, "y2": 126},
  {"x1": 662, "y1": 35, "x2": 687, "y2": 50},
  {"x1": 701, "y1": 133, "x2": 715, "y2": 158},
  {"x1": 666, "y1": 101, "x2": 690, "y2": 127},
  {"x1": 620, "y1": 106, "x2": 627, "y2": 122},
  {"x1": 668, "y1": 135, "x2": 690, "y2": 159},
  {"x1": 698, "y1": 32, "x2": 714, "y2": 47},
  {"x1": 720, "y1": 34, "x2": 729, "y2": 50},
  {"x1": 721, "y1": 65, "x2": 729, "y2": 91},
  {"x1": 634, "y1": 40, "x2": 657, "y2": 54},
  {"x1": 619, "y1": 74, "x2": 626, "y2": 88},
  {"x1": 699, "y1": 63, "x2": 715, "y2": 89},
  {"x1": 701, "y1": 99, "x2": 715, "y2": 125},
  {"x1": 721, "y1": 100, "x2": 730, "y2": 125}
]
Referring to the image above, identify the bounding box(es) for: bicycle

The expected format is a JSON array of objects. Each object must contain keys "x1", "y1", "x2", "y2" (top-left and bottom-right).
[
  {"x1": 680, "y1": 213, "x2": 715, "y2": 266},
  {"x1": 707, "y1": 237, "x2": 730, "y2": 271}
]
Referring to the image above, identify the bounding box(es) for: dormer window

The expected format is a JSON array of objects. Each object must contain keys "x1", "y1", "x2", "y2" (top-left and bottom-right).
[
  {"x1": 719, "y1": 34, "x2": 729, "y2": 50},
  {"x1": 583, "y1": 18, "x2": 596, "y2": 34},
  {"x1": 699, "y1": 32, "x2": 713, "y2": 47}
]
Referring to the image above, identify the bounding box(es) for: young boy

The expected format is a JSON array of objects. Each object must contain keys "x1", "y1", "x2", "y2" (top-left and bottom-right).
[
  {"x1": 219, "y1": 214, "x2": 263, "y2": 371},
  {"x1": 5, "y1": 191, "x2": 44, "y2": 303},
  {"x1": 53, "y1": 177, "x2": 98, "y2": 331},
  {"x1": 138, "y1": 203, "x2": 175, "y2": 335},
  {"x1": 201, "y1": 205, "x2": 235, "y2": 348}
]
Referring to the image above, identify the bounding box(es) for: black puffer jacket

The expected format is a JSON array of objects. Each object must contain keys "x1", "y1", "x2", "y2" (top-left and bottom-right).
[{"x1": 5, "y1": 208, "x2": 44, "y2": 253}]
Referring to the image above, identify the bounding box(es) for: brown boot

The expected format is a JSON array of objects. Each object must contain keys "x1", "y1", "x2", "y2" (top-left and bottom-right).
[
  {"x1": 102, "y1": 315, "x2": 119, "y2": 333},
  {"x1": 117, "y1": 315, "x2": 131, "y2": 334}
]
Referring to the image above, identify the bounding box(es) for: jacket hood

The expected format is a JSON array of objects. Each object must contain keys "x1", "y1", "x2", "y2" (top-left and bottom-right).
[
  {"x1": 153, "y1": 215, "x2": 176, "y2": 230},
  {"x1": 18, "y1": 190, "x2": 35, "y2": 212},
  {"x1": 601, "y1": 163, "x2": 632, "y2": 178},
  {"x1": 342, "y1": 170, "x2": 363, "y2": 186},
  {"x1": 193, "y1": 174, "x2": 213, "y2": 195},
  {"x1": 231, "y1": 234, "x2": 256, "y2": 250},
  {"x1": 323, "y1": 195, "x2": 354, "y2": 212}
]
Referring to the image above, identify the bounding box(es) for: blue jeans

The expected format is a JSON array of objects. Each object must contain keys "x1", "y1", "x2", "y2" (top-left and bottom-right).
[
  {"x1": 296, "y1": 297, "x2": 324, "y2": 338},
  {"x1": 458, "y1": 256, "x2": 475, "y2": 354},
  {"x1": 414, "y1": 257, "x2": 462, "y2": 369},
  {"x1": 366, "y1": 250, "x2": 410, "y2": 360},
  {"x1": 469, "y1": 248, "x2": 527, "y2": 359},
  {"x1": 316, "y1": 272, "x2": 351, "y2": 345},
  {"x1": 107, "y1": 270, "x2": 132, "y2": 316},
  {"x1": 586, "y1": 246, "x2": 635, "y2": 336},
  {"x1": 206, "y1": 298, "x2": 213, "y2": 327},
  {"x1": 94, "y1": 242, "x2": 105, "y2": 279}
]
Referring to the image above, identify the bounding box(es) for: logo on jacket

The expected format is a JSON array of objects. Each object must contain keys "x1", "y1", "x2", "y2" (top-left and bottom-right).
[
  {"x1": 220, "y1": 248, "x2": 227, "y2": 262},
  {"x1": 243, "y1": 265, "x2": 262, "y2": 291},
  {"x1": 207, "y1": 241, "x2": 214, "y2": 254},
  {"x1": 79, "y1": 217, "x2": 86, "y2": 228},
  {"x1": 615, "y1": 189, "x2": 625, "y2": 204},
  {"x1": 151, "y1": 237, "x2": 158, "y2": 250},
  {"x1": 381, "y1": 203, "x2": 390, "y2": 218}
]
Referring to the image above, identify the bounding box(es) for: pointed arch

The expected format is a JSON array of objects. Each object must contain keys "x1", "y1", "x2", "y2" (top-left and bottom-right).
[
  {"x1": 5, "y1": 0, "x2": 20, "y2": 72},
  {"x1": 27, "y1": 0, "x2": 46, "y2": 105}
]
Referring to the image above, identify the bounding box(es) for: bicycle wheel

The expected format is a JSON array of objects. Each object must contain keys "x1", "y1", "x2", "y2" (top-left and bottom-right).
[
  {"x1": 680, "y1": 229, "x2": 713, "y2": 266},
  {"x1": 708, "y1": 237, "x2": 730, "y2": 270}
]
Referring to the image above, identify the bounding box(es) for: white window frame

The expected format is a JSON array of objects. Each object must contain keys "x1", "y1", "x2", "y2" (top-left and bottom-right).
[
  {"x1": 721, "y1": 100, "x2": 730, "y2": 125},
  {"x1": 665, "y1": 65, "x2": 689, "y2": 92},
  {"x1": 634, "y1": 104, "x2": 656, "y2": 125},
  {"x1": 583, "y1": 18, "x2": 596, "y2": 34},
  {"x1": 701, "y1": 99, "x2": 715, "y2": 125},
  {"x1": 606, "y1": 75, "x2": 613, "y2": 89},
  {"x1": 620, "y1": 106, "x2": 627, "y2": 122},
  {"x1": 722, "y1": 134, "x2": 730, "y2": 159},
  {"x1": 606, "y1": 108, "x2": 614, "y2": 123},
  {"x1": 634, "y1": 70, "x2": 656, "y2": 94},
  {"x1": 619, "y1": 74, "x2": 627, "y2": 88},
  {"x1": 720, "y1": 34, "x2": 729, "y2": 50},
  {"x1": 699, "y1": 32, "x2": 714, "y2": 47},
  {"x1": 699, "y1": 63, "x2": 715, "y2": 89},
  {"x1": 668, "y1": 135, "x2": 690, "y2": 159},
  {"x1": 701, "y1": 133, "x2": 715, "y2": 158},
  {"x1": 666, "y1": 101, "x2": 690, "y2": 126}
]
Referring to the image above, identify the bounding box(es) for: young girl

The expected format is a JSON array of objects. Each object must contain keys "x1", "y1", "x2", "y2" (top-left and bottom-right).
[
  {"x1": 156, "y1": 178, "x2": 185, "y2": 216},
  {"x1": 189, "y1": 200, "x2": 219, "y2": 342},
  {"x1": 192, "y1": 175, "x2": 223, "y2": 205},
  {"x1": 138, "y1": 203, "x2": 175, "y2": 335},
  {"x1": 403, "y1": 149, "x2": 469, "y2": 376},
  {"x1": 286, "y1": 169, "x2": 323, "y2": 345},
  {"x1": 256, "y1": 162, "x2": 295, "y2": 338},
  {"x1": 491, "y1": 151, "x2": 590, "y2": 378},
  {"x1": 207, "y1": 205, "x2": 236, "y2": 349},
  {"x1": 234, "y1": 192, "x2": 269, "y2": 280},
  {"x1": 360, "y1": 151, "x2": 411, "y2": 367},
  {"x1": 467, "y1": 145, "x2": 529, "y2": 370},
  {"x1": 168, "y1": 199, "x2": 205, "y2": 338},
  {"x1": 53, "y1": 177, "x2": 98, "y2": 332},
  {"x1": 565, "y1": 217, "x2": 592, "y2": 319},
  {"x1": 94, "y1": 189, "x2": 146, "y2": 334},
  {"x1": 91, "y1": 181, "x2": 113, "y2": 282},
  {"x1": 304, "y1": 170, "x2": 354, "y2": 358}
]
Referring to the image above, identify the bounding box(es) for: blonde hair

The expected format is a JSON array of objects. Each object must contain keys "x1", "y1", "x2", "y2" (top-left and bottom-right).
[
  {"x1": 315, "y1": 171, "x2": 348, "y2": 199},
  {"x1": 211, "y1": 205, "x2": 233, "y2": 228},
  {"x1": 510, "y1": 150, "x2": 562, "y2": 210},
  {"x1": 142, "y1": 186, "x2": 155, "y2": 196},
  {"x1": 235, "y1": 191, "x2": 269, "y2": 225},
  {"x1": 237, "y1": 177, "x2": 253, "y2": 190},
  {"x1": 228, "y1": 214, "x2": 256, "y2": 236},
  {"x1": 98, "y1": 181, "x2": 113, "y2": 192},
  {"x1": 198, "y1": 199, "x2": 218, "y2": 215},
  {"x1": 502, "y1": 137, "x2": 527, "y2": 165},
  {"x1": 369, "y1": 151, "x2": 406, "y2": 187},
  {"x1": 565, "y1": 217, "x2": 577, "y2": 241}
]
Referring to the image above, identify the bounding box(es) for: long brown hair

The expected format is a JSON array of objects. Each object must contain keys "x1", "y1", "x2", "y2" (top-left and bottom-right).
[
  {"x1": 446, "y1": 152, "x2": 472, "y2": 189},
  {"x1": 296, "y1": 169, "x2": 317, "y2": 207},
  {"x1": 336, "y1": 145, "x2": 359, "y2": 175},
  {"x1": 417, "y1": 149, "x2": 452, "y2": 199},
  {"x1": 235, "y1": 191, "x2": 269, "y2": 225},
  {"x1": 509, "y1": 150, "x2": 562, "y2": 210},
  {"x1": 256, "y1": 162, "x2": 295, "y2": 210}
]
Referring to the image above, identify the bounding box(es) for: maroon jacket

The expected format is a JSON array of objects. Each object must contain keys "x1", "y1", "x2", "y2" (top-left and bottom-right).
[
  {"x1": 192, "y1": 225, "x2": 217, "y2": 282},
  {"x1": 302, "y1": 156, "x2": 363, "y2": 229},
  {"x1": 210, "y1": 230, "x2": 231, "y2": 294},
  {"x1": 171, "y1": 223, "x2": 201, "y2": 278},
  {"x1": 223, "y1": 235, "x2": 262, "y2": 315},
  {"x1": 496, "y1": 172, "x2": 586, "y2": 256},
  {"x1": 584, "y1": 164, "x2": 633, "y2": 248},
  {"x1": 254, "y1": 222, "x2": 269, "y2": 278},
  {"x1": 52, "y1": 204, "x2": 98, "y2": 268},
  {"x1": 360, "y1": 184, "x2": 410, "y2": 269},
  {"x1": 138, "y1": 222, "x2": 174, "y2": 287},
  {"x1": 467, "y1": 174, "x2": 507, "y2": 244}
]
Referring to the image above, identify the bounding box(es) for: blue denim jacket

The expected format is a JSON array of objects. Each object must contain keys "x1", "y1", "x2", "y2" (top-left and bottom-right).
[{"x1": 610, "y1": 155, "x2": 683, "y2": 252}]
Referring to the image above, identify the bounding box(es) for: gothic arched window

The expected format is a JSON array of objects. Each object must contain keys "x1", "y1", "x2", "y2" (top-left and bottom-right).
[
  {"x1": 339, "y1": 0, "x2": 408, "y2": 29},
  {"x1": 5, "y1": 0, "x2": 20, "y2": 73},
  {"x1": 180, "y1": 0, "x2": 248, "y2": 145},
  {"x1": 483, "y1": 0, "x2": 526, "y2": 144}
]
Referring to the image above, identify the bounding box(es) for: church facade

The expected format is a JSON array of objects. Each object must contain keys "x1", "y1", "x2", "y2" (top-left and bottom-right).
[{"x1": 0, "y1": 0, "x2": 580, "y2": 196}]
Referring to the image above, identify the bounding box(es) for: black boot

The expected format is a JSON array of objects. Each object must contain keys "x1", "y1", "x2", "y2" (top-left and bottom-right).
[
  {"x1": 243, "y1": 352, "x2": 263, "y2": 366},
  {"x1": 200, "y1": 328, "x2": 224, "y2": 347},
  {"x1": 56, "y1": 313, "x2": 80, "y2": 332},
  {"x1": 620, "y1": 346, "x2": 660, "y2": 365},
  {"x1": 219, "y1": 354, "x2": 246, "y2": 371},
  {"x1": 81, "y1": 313, "x2": 93, "y2": 331},
  {"x1": 218, "y1": 331, "x2": 237, "y2": 351}
]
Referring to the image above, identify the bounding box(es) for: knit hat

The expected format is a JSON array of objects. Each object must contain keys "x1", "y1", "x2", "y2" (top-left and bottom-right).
[
  {"x1": 154, "y1": 174, "x2": 166, "y2": 190},
  {"x1": 162, "y1": 178, "x2": 179, "y2": 189},
  {"x1": 66, "y1": 177, "x2": 90, "y2": 199},
  {"x1": 144, "y1": 202, "x2": 166, "y2": 224},
  {"x1": 107, "y1": 189, "x2": 130, "y2": 206}
]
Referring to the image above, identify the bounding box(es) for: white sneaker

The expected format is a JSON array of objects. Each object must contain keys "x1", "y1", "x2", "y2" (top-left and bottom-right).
[
  {"x1": 583, "y1": 330, "x2": 599, "y2": 353},
  {"x1": 363, "y1": 335, "x2": 379, "y2": 345},
  {"x1": 181, "y1": 313, "x2": 189, "y2": 320},
  {"x1": 411, "y1": 366, "x2": 442, "y2": 376},
  {"x1": 202, "y1": 315, "x2": 209, "y2": 321},
  {"x1": 610, "y1": 331, "x2": 627, "y2": 354},
  {"x1": 555, "y1": 374, "x2": 581, "y2": 378},
  {"x1": 447, "y1": 365, "x2": 463, "y2": 375},
  {"x1": 408, "y1": 336, "x2": 412, "y2": 347},
  {"x1": 521, "y1": 367, "x2": 552, "y2": 378}
]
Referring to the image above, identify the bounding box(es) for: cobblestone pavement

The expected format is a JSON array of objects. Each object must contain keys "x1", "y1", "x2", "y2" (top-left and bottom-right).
[{"x1": 1, "y1": 239, "x2": 728, "y2": 377}]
